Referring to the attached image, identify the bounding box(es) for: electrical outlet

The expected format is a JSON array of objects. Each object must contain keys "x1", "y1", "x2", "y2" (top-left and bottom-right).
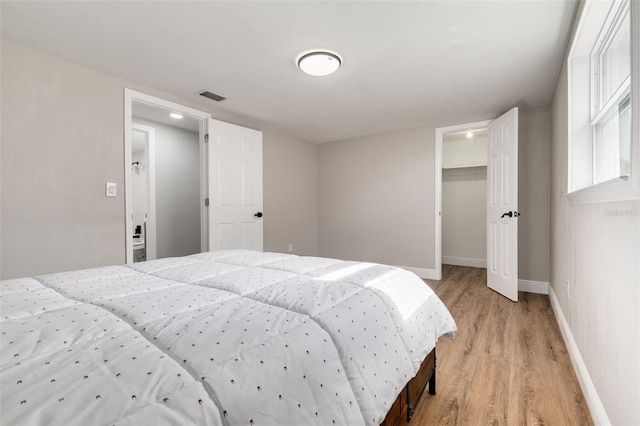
[{"x1": 288, "y1": 243, "x2": 293, "y2": 253}]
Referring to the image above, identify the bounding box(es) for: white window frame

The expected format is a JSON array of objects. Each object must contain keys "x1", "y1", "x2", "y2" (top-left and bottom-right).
[{"x1": 567, "y1": 0, "x2": 639, "y2": 204}]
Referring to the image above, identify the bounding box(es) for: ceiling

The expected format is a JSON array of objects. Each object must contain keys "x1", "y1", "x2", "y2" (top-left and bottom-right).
[
  {"x1": 444, "y1": 128, "x2": 488, "y2": 144},
  {"x1": 1, "y1": 1, "x2": 578, "y2": 143},
  {"x1": 133, "y1": 101, "x2": 201, "y2": 133}
]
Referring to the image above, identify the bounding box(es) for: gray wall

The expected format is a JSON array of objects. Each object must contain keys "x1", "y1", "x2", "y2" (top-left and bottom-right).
[
  {"x1": 263, "y1": 129, "x2": 318, "y2": 256},
  {"x1": 442, "y1": 166, "x2": 487, "y2": 266},
  {"x1": 550, "y1": 48, "x2": 639, "y2": 424},
  {"x1": 318, "y1": 108, "x2": 551, "y2": 282},
  {"x1": 134, "y1": 118, "x2": 200, "y2": 259},
  {"x1": 318, "y1": 125, "x2": 438, "y2": 270},
  {"x1": 518, "y1": 106, "x2": 551, "y2": 283},
  {"x1": 1, "y1": 41, "x2": 125, "y2": 277},
  {"x1": 0, "y1": 40, "x2": 318, "y2": 278}
]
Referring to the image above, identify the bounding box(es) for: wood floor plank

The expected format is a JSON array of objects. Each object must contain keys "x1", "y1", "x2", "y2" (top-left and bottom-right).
[{"x1": 411, "y1": 265, "x2": 593, "y2": 425}]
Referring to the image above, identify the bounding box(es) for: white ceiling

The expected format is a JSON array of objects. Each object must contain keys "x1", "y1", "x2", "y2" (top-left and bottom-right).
[
  {"x1": 133, "y1": 101, "x2": 201, "y2": 133},
  {"x1": 1, "y1": 1, "x2": 578, "y2": 143},
  {"x1": 444, "y1": 128, "x2": 488, "y2": 144}
]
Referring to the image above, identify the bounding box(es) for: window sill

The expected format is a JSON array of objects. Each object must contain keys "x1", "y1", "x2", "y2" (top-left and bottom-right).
[{"x1": 567, "y1": 175, "x2": 639, "y2": 205}]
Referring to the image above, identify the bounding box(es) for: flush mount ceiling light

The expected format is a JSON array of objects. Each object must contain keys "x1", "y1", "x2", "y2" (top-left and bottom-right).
[
  {"x1": 297, "y1": 51, "x2": 342, "y2": 76},
  {"x1": 170, "y1": 113, "x2": 183, "y2": 119}
]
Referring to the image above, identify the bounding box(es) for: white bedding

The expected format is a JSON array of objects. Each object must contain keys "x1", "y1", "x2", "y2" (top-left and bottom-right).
[{"x1": 1, "y1": 250, "x2": 456, "y2": 425}]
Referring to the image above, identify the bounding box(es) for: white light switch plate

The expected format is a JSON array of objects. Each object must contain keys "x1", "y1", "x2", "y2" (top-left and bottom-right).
[{"x1": 105, "y1": 182, "x2": 117, "y2": 197}]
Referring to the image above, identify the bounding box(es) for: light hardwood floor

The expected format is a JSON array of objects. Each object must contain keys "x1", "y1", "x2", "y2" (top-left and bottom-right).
[{"x1": 412, "y1": 265, "x2": 593, "y2": 425}]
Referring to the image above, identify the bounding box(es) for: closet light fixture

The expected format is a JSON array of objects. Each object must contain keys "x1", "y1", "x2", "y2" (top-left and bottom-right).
[
  {"x1": 170, "y1": 113, "x2": 183, "y2": 119},
  {"x1": 297, "y1": 51, "x2": 342, "y2": 76}
]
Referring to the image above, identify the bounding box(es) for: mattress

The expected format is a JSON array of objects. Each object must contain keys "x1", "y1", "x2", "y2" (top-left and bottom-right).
[{"x1": 1, "y1": 250, "x2": 456, "y2": 425}]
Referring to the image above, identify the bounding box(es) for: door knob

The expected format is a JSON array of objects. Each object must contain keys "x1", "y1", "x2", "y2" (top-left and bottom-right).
[
  {"x1": 501, "y1": 211, "x2": 513, "y2": 218},
  {"x1": 254, "y1": 212, "x2": 263, "y2": 218}
]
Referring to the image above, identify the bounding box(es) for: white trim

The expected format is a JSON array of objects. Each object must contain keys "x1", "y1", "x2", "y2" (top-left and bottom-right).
[
  {"x1": 442, "y1": 256, "x2": 487, "y2": 269},
  {"x1": 435, "y1": 127, "x2": 442, "y2": 280},
  {"x1": 567, "y1": 174, "x2": 636, "y2": 204},
  {"x1": 549, "y1": 286, "x2": 611, "y2": 425},
  {"x1": 398, "y1": 265, "x2": 439, "y2": 280},
  {"x1": 124, "y1": 91, "x2": 133, "y2": 264},
  {"x1": 435, "y1": 120, "x2": 491, "y2": 282},
  {"x1": 199, "y1": 119, "x2": 209, "y2": 253},
  {"x1": 517, "y1": 279, "x2": 549, "y2": 295}
]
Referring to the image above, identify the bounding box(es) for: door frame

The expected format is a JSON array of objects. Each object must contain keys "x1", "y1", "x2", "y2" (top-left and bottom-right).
[
  {"x1": 435, "y1": 120, "x2": 491, "y2": 280},
  {"x1": 124, "y1": 89, "x2": 211, "y2": 263}
]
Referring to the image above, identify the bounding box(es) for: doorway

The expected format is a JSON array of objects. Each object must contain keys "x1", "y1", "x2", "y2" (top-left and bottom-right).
[
  {"x1": 435, "y1": 120, "x2": 490, "y2": 280},
  {"x1": 124, "y1": 89, "x2": 210, "y2": 264},
  {"x1": 435, "y1": 108, "x2": 520, "y2": 301},
  {"x1": 441, "y1": 128, "x2": 489, "y2": 268}
]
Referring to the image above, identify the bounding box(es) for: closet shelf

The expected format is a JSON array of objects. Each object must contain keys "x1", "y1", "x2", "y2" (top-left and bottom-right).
[{"x1": 442, "y1": 163, "x2": 487, "y2": 170}]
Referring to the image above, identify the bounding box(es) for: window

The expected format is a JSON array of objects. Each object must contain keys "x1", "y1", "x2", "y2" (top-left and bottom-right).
[
  {"x1": 568, "y1": 0, "x2": 638, "y2": 203},
  {"x1": 592, "y1": 1, "x2": 631, "y2": 184}
]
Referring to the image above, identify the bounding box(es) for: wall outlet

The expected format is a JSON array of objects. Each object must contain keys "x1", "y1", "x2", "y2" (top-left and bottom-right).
[{"x1": 288, "y1": 243, "x2": 293, "y2": 253}]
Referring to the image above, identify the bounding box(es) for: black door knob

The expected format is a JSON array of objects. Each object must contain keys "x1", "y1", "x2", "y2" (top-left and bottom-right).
[
  {"x1": 501, "y1": 211, "x2": 513, "y2": 218},
  {"x1": 254, "y1": 212, "x2": 263, "y2": 218}
]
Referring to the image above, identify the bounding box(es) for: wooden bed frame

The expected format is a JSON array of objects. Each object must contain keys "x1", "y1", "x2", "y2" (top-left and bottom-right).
[{"x1": 381, "y1": 348, "x2": 436, "y2": 426}]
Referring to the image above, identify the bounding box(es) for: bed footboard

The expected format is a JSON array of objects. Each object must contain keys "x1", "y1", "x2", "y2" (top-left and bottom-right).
[{"x1": 381, "y1": 348, "x2": 436, "y2": 426}]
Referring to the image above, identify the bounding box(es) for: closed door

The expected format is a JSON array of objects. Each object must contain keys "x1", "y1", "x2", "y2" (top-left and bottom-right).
[
  {"x1": 208, "y1": 118, "x2": 263, "y2": 251},
  {"x1": 487, "y1": 107, "x2": 519, "y2": 301}
]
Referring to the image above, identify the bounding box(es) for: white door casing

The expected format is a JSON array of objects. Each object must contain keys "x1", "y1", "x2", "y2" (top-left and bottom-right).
[
  {"x1": 208, "y1": 118, "x2": 263, "y2": 251},
  {"x1": 487, "y1": 107, "x2": 519, "y2": 301}
]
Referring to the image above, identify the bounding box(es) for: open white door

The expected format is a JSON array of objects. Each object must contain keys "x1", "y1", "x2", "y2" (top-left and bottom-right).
[
  {"x1": 208, "y1": 119, "x2": 263, "y2": 251},
  {"x1": 487, "y1": 107, "x2": 519, "y2": 301}
]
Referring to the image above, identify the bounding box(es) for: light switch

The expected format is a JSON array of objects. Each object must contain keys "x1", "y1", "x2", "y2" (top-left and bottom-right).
[{"x1": 105, "y1": 182, "x2": 117, "y2": 197}]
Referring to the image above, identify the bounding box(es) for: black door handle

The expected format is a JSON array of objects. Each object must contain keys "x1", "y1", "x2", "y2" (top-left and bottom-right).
[
  {"x1": 254, "y1": 212, "x2": 263, "y2": 218},
  {"x1": 500, "y1": 211, "x2": 521, "y2": 218}
]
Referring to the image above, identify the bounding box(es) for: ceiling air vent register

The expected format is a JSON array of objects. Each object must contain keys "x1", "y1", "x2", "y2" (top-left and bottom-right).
[{"x1": 196, "y1": 90, "x2": 226, "y2": 102}]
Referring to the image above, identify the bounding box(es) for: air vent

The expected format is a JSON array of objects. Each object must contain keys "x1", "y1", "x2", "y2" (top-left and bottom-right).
[{"x1": 196, "y1": 90, "x2": 226, "y2": 102}]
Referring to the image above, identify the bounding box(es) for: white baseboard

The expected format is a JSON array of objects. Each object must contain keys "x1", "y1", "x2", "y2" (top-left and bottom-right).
[
  {"x1": 549, "y1": 287, "x2": 610, "y2": 425},
  {"x1": 399, "y1": 265, "x2": 439, "y2": 280},
  {"x1": 442, "y1": 256, "x2": 487, "y2": 268},
  {"x1": 518, "y1": 279, "x2": 549, "y2": 295}
]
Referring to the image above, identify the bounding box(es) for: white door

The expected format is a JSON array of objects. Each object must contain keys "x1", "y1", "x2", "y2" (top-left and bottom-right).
[
  {"x1": 208, "y1": 118, "x2": 263, "y2": 251},
  {"x1": 487, "y1": 107, "x2": 519, "y2": 301}
]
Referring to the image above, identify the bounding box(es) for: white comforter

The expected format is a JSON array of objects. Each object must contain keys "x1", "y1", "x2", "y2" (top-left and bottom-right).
[{"x1": 1, "y1": 250, "x2": 456, "y2": 426}]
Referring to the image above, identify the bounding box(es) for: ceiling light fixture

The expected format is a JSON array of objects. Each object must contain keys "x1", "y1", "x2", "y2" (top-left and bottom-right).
[
  {"x1": 170, "y1": 113, "x2": 183, "y2": 119},
  {"x1": 297, "y1": 51, "x2": 342, "y2": 77}
]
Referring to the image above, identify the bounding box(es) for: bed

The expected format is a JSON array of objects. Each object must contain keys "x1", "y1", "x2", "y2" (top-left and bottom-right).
[{"x1": 1, "y1": 250, "x2": 456, "y2": 425}]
